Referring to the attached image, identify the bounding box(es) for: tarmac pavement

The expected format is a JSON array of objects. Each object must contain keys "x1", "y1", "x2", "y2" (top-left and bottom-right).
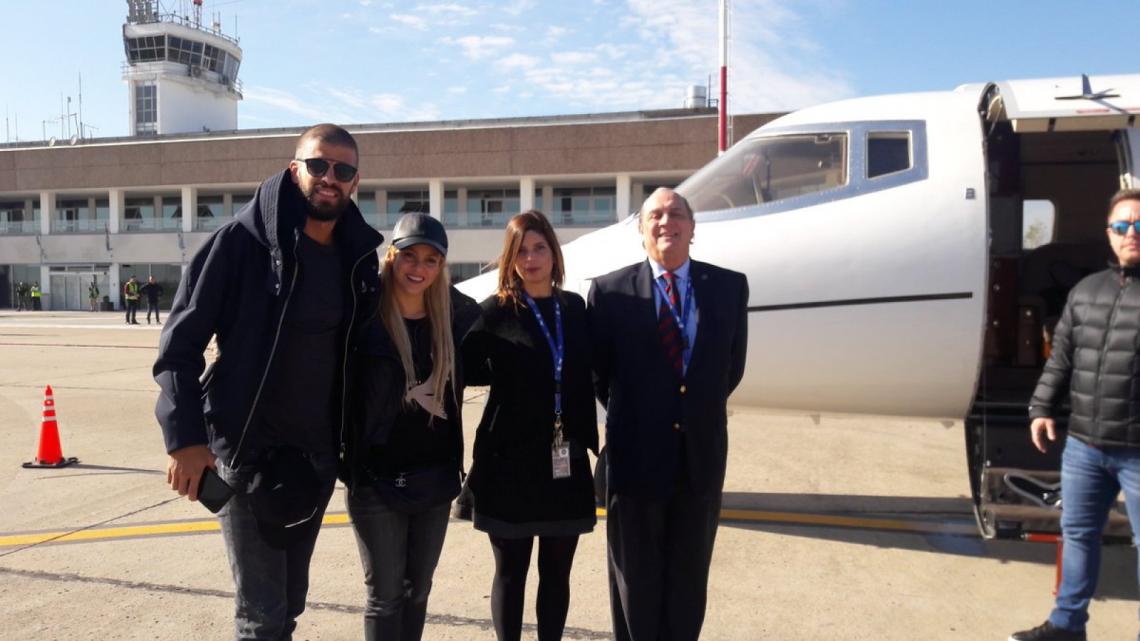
[{"x1": 0, "y1": 311, "x2": 1136, "y2": 640}]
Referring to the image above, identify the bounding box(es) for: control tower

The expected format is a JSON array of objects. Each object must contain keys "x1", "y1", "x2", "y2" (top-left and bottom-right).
[{"x1": 122, "y1": 0, "x2": 242, "y2": 135}]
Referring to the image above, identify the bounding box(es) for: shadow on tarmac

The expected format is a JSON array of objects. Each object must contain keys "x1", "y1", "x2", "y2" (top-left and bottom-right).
[
  {"x1": 719, "y1": 491, "x2": 1138, "y2": 601},
  {"x1": 25, "y1": 463, "x2": 165, "y2": 478},
  {"x1": 0, "y1": 566, "x2": 612, "y2": 640}
]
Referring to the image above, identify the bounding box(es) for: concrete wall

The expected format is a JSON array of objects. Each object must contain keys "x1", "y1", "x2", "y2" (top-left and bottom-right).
[
  {"x1": 158, "y1": 78, "x2": 238, "y2": 135},
  {"x1": 0, "y1": 112, "x2": 779, "y2": 194}
]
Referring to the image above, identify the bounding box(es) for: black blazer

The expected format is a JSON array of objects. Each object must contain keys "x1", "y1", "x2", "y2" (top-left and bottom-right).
[{"x1": 588, "y1": 259, "x2": 748, "y2": 498}]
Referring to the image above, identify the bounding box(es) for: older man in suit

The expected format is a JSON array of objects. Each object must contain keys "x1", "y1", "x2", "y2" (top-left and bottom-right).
[{"x1": 588, "y1": 187, "x2": 749, "y2": 641}]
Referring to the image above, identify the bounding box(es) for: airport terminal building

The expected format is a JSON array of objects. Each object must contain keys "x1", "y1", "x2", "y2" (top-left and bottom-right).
[
  {"x1": 0, "y1": 109, "x2": 776, "y2": 311},
  {"x1": 0, "y1": 3, "x2": 777, "y2": 311}
]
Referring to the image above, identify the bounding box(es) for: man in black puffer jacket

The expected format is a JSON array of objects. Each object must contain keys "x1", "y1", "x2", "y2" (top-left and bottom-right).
[
  {"x1": 1010, "y1": 188, "x2": 1140, "y2": 641},
  {"x1": 154, "y1": 124, "x2": 382, "y2": 641}
]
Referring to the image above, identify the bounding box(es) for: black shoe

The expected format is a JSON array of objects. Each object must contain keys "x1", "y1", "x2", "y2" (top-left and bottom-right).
[{"x1": 1009, "y1": 621, "x2": 1086, "y2": 641}]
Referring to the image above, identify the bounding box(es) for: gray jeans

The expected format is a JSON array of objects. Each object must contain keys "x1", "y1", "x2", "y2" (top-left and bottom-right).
[
  {"x1": 346, "y1": 484, "x2": 451, "y2": 641},
  {"x1": 217, "y1": 457, "x2": 335, "y2": 641}
]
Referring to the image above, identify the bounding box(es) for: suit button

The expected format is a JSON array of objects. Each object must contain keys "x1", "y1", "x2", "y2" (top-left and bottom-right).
[{"x1": 673, "y1": 422, "x2": 681, "y2": 431}]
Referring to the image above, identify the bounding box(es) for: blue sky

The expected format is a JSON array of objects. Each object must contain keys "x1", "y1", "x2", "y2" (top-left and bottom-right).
[{"x1": 1, "y1": 0, "x2": 1135, "y2": 140}]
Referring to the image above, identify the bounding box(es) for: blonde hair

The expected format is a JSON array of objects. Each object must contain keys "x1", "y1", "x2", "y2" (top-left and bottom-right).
[{"x1": 379, "y1": 244, "x2": 455, "y2": 418}]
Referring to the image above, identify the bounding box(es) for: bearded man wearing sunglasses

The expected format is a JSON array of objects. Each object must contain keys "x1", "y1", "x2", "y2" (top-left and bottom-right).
[
  {"x1": 154, "y1": 124, "x2": 383, "y2": 640},
  {"x1": 1010, "y1": 188, "x2": 1140, "y2": 641}
]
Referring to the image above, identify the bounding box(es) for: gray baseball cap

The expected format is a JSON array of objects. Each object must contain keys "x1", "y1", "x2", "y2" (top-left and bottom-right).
[{"x1": 391, "y1": 213, "x2": 448, "y2": 257}]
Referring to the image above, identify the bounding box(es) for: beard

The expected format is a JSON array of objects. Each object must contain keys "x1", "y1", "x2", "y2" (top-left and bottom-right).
[{"x1": 301, "y1": 183, "x2": 349, "y2": 222}]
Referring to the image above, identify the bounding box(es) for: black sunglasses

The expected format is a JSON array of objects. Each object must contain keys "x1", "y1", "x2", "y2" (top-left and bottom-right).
[
  {"x1": 1108, "y1": 220, "x2": 1140, "y2": 236},
  {"x1": 295, "y1": 157, "x2": 358, "y2": 182}
]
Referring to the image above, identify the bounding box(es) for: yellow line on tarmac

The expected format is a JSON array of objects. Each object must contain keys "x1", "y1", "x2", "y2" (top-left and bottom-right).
[
  {"x1": 0, "y1": 513, "x2": 353, "y2": 548},
  {"x1": 714, "y1": 508, "x2": 978, "y2": 536},
  {"x1": 0, "y1": 508, "x2": 974, "y2": 549}
]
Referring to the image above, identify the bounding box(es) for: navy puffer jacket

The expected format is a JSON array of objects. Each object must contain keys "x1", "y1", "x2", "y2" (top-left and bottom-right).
[{"x1": 1030, "y1": 265, "x2": 1140, "y2": 447}]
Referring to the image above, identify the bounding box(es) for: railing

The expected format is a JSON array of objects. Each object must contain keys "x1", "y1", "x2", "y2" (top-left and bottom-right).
[
  {"x1": 127, "y1": 12, "x2": 241, "y2": 46},
  {"x1": 0, "y1": 220, "x2": 38, "y2": 235},
  {"x1": 122, "y1": 218, "x2": 182, "y2": 232},
  {"x1": 50, "y1": 219, "x2": 108, "y2": 234},
  {"x1": 549, "y1": 209, "x2": 617, "y2": 226},
  {"x1": 193, "y1": 215, "x2": 231, "y2": 232}
]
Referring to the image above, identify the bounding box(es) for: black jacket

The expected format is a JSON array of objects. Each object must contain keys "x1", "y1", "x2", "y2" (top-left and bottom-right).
[
  {"x1": 153, "y1": 169, "x2": 383, "y2": 467},
  {"x1": 343, "y1": 287, "x2": 479, "y2": 486},
  {"x1": 461, "y1": 292, "x2": 598, "y2": 528},
  {"x1": 140, "y1": 282, "x2": 163, "y2": 304},
  {"x1": 1030, "y1": 265, "x2": 1140, "y2": 448},
  {"x1": 589, "y1": 259, "x2": 748, "y2": 498}
]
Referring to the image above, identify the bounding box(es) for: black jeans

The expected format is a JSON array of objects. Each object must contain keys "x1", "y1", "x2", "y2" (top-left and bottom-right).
[
  {"x1": 217, "y1": 457, "x2": 336, "y2": 641},
  {"x1": 347, "y1": 485, "x2": 451, "y2": 641},
  {"x1": 125, "y1": 299, "x2": 138, "y2": 323},
  {"x1": 147, "y1": 300, "x2": 160, "y2": 323},
  {"x1": 489, "y1": 534, "x2": 579, "y2": 641}
]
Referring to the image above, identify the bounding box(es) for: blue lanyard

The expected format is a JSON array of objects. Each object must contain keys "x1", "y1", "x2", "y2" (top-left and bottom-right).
[
  {"x1": 654, "y1": 273, "x2": 694, "y2": 351},
  {"x1": 523, "y1": 292, "x2": 564, "y2": 418}
]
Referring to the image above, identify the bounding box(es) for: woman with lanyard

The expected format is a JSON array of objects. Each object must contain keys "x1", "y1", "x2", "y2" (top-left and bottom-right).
[
  {"x1": 344, "y1": 213, "x2": 477, "y2": 641},
  {"x1": 462, "y1": 210, "x2": 598, "y2": 641}
]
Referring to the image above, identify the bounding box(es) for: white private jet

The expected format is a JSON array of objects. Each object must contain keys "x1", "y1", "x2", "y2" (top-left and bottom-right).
[{"x1": 459, "y1": 73, "x2": 1140, "y2": 540}]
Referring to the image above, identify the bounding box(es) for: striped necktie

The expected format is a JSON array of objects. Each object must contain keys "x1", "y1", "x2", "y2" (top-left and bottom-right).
[{"x1": 657, "y1": 272, "x2": 683, "y2": 376}]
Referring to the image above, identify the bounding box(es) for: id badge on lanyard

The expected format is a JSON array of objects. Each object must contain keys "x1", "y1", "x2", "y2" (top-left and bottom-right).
[
  {"x1": 551, "y1": 417, "x2": 571, "y2": 479},
  {"x1": 524, "y1": 292, "x2": 572, "y2": 480}
]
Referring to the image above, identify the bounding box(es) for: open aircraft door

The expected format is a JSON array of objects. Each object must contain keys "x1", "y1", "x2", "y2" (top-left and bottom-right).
[
  {"x1": 967, "y1": 75, "x2": 1140, "y2": 539},
  {"x1": 1120, "y1": 127, "x2": 1139, "y2": 188}
]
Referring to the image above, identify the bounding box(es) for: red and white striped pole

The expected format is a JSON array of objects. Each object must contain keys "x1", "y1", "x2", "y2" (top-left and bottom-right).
[{"x1": 717, "y1": 0, "x2": 728, "y2": 154}]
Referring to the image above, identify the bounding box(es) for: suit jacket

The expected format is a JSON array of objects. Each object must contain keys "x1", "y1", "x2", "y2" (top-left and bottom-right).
[{"x1": 588, "y1": 259, "x2": 748, "y2": 498}]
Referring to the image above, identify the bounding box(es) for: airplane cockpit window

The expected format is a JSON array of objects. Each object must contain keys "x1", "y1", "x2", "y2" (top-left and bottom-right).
[
  {"x1": 683, "y1": 133, "x2": 848, "y2": 213},
  {"x1": 680, "y1": 120, "x2": 926, "y2": 220},
  {"x1": 867, "y1": 132, "x2": 911, "y2": 178}
]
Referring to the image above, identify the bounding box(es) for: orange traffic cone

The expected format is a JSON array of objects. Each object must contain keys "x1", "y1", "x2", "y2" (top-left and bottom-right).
[{"x1": 22, "y1": 385, "x2": 78, "y2": 468}]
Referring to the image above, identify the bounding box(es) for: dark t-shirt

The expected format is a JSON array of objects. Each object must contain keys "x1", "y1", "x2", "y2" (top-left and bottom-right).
[
  {"x1": 258, "y1": 233, "x2": 344, "y2": 455},
  {"x1": 369, "y1": 316, "x2": 457, "y2": 475}
]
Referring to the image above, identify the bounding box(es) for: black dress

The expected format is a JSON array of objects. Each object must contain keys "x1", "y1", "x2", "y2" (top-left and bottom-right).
[{"x1": 461, "y1": 291, "x2": 598, "y2": 537}]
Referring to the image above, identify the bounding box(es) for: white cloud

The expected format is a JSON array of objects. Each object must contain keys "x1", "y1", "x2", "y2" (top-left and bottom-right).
[
  {"x1": 497, "y1": 53, "x2": 540, "y2": 70},
  {"x1": 501, "y1": 0, "x2": 534, "y2": 16},
  {"x1": 623, "y1": 0, "x2": 854, "y2": 112},
  {"x1": 390, "y1": 13, "x2": 428, "y2": 30},
  {"x1": 492, "y1": 85, "x2": 512, "y2": 94},
  {"x1": 244, "y1": 87, "x2": 355, "y2": 124},
  {"x1": 416, "y1": 3, "x2": 478, "y2": 17},
  {"x1": 444, "y1": 35, "x2": 515, "y2": 60},
  {"x1": 325, "y1": 88, "x2": 370, "y2": 111},
  {"x1": 551, "y1": 51, "x2": 597, "y2": 65},
  {"x1": 447, "y1": 86, "x2": 468, "y2": 94},
  {"x1": 546, "y1": 25, "x2": 568, "y2": 40}
]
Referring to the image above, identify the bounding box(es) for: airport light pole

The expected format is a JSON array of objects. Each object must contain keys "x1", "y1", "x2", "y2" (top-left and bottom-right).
[{"x1": 718, "y1": 0, "x2": 728, "y2": 154}]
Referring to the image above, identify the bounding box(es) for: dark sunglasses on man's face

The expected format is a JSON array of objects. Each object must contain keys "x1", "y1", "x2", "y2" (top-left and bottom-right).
[
  {"x1": 296, "y1": 157, "x2": 358, "y2": 182},
  {"x1": 1108, "y1": 220, "x2": 1140, "y2": 236}
]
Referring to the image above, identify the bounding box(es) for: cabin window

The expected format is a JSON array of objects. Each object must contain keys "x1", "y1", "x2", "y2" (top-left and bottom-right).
[
  {"x1": 1022, "y1": 199, "x2": 1056, "y2": 250},
  {"x1": 684, "y1": 133, "x2": 848, "y2": 212},
  {"x1": 867, "y1": 132, "x2": 911, "y2": 178}
]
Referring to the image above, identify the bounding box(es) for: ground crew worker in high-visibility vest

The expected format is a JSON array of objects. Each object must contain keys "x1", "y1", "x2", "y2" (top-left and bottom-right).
[
  {"x1": 30, "y1": 283, "x2": 42, "y2": 311},
  {"x1": 123, "y1": 276, "x2": 140, "y2": 325},
  {"x1": 88, "y1": 280, "x2": 100, "y2": 312}
]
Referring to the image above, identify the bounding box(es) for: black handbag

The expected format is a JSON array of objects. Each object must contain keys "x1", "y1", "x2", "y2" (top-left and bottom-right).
[{"x1": 370, "y1": 465, "x2": 461, "y2": 513}]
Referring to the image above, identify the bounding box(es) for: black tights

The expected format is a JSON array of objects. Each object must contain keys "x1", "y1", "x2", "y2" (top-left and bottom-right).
[{"x1": 489, "y1": 534, "x2": 579, "y2": 641}]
